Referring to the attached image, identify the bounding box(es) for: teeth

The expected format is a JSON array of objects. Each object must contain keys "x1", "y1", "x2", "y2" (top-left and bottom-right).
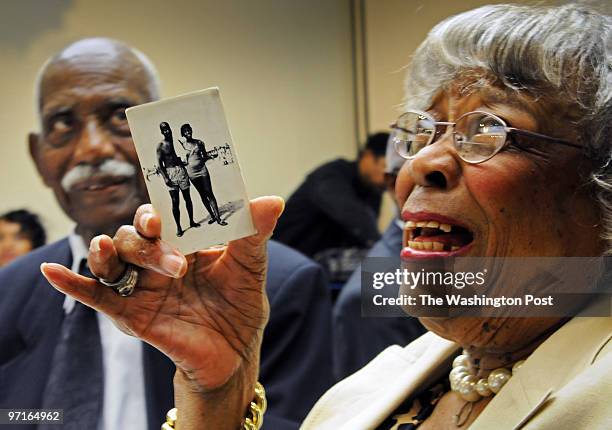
[
  {"x1": 408, "y1": 241, "x2": 445, "y2": 252},
  {"x1": 451, "y1": 246, "x2": 460, "y2": 251},
  {"x1": 405, "y1": 220, "x2": 453, "y2": 232}
]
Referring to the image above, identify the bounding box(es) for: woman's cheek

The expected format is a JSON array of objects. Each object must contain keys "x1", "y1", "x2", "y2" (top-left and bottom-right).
[
  {"x1": 464, "y1": 158, "x2": 541, "y2": 215},
  {"x1": 471, "y1": 157, "x2": 575, "y2": 256}
]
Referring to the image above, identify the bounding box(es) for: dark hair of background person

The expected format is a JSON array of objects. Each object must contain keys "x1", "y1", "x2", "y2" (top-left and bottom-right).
[
  {"x1": 361, "y1": 132, "x2": 389, "y2": 158},
  {"x1": 0, "y1": 209, "x2": 46, "y2": 248}
]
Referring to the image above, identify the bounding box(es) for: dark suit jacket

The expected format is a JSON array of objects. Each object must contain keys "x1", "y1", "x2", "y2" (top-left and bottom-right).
[
  {"x1": 0, "y1": 239, "x2": 332, "y2": 429},
  {"x1": 332, "y1": 220, "x2": 426, "y2": 381}
]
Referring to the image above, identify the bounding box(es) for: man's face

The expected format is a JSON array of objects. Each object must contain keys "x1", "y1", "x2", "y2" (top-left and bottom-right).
[
  {"x1": 161, "y1": 123, "x2": 172, "y2": 139},
  {"x1": 0, "y1": 220, "x2": 34, "y2": 267},
  {"x1": 359, "y1": 150, "x2": 387, "y2": 190},
  {"x1": 29, "y1": 57, "x2": 152, "y2": 236},
  {"x1": 182, "y1": 127, "x2": 192, "y2": 139}
]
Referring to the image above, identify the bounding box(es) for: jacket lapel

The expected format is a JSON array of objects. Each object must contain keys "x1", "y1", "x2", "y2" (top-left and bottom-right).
[
  {"x1": 4, "y1": 239, "x2": 72, "y2": 413},
  {"x1": 341, "y1": 333, "x2": 460, "y2": 429},
  {"x1": 17, "y1": 239, "x2": 71, "y2": 346},
  {"x1": 472, "y1": 315, "x2": 612, "y2": 430}
]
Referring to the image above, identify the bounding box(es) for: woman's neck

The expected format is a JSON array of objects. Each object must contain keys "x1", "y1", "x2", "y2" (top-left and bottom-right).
[{"x1": 461, "y1": 318, "x2": 568, "y2": 378}]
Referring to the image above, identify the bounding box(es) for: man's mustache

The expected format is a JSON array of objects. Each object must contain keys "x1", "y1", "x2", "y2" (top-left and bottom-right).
[{"x1": 61, "y1": 159, "x2": 137, "y2": 192}]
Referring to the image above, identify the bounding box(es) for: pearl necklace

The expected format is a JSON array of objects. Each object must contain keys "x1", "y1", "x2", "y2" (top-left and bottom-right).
[{"x1": 449, "y1": 352, "x2": 525, "y2": 403}]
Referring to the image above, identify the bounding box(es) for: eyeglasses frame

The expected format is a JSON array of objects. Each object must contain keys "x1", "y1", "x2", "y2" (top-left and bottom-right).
[{"x1": 390, "y1": 109, "x2": 582, "y2": 164}]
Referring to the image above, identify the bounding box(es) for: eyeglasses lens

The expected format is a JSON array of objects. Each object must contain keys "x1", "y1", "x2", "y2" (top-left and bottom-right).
[
  {"x1": 392, "y1": 113, "x2": 435, "y2": 158},
  {"x1": 454, "y1": 113, "x2": 506, "y2": 162}
]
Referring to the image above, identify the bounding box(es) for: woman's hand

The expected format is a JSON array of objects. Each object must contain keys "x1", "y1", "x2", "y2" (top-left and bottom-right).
[{"x1": 40, "y1": 196, "x2": 284, "y2": 425}]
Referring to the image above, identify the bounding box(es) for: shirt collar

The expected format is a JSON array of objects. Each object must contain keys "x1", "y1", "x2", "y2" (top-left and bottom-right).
[{"x1": 63, "y1": 230, "x2": 89, "y2": 314}]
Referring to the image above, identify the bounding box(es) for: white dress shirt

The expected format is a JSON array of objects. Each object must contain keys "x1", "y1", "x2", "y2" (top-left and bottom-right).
[{"x1": 64, "y1": 233, "x2": 148, "y2": 430}]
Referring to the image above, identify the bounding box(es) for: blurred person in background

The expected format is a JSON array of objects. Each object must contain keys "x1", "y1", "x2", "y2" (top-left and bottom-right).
[
  {"x1": 0, "y1": 209, "x2": 46, "y2": 267},
  {"x1": 273, "y1": 132, "x2": 388, "y2": 283},
  {"x1": 332, "y1": 138, "x2": 426, "y2": 381}
]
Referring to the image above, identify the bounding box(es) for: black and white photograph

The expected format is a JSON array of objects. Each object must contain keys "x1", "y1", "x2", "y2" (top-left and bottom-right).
[{"x1": 126, "y1": 87, "x2": 255, "y2": 254}]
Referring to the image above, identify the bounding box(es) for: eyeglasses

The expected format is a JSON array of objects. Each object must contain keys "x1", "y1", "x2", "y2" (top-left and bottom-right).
[{"x1": 390, "y1": 110, "x2": 582, "y2": 164}]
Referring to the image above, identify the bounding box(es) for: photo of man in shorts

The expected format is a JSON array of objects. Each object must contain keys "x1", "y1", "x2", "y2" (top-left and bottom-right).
[{"x1": 156, "y1": 122, "x2": 200, "y2": 236}]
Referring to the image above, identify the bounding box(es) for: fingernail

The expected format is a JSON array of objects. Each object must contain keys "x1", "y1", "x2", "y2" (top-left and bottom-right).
[
  {"x1": 40, "y1": 263, "x2": 59, "y2": 289},
  {"x1": 90, "y1": 236, "x2": 102, "y2": 253},
  {"x1": 140, "y1": 214, "x2": 153, "y2": 232},
  {"x1": 277, "y1": 197, "x2": 286, "y2": 214},
  {"x1": 160, "y1": 254, "x2": 186, "y2": 277}
]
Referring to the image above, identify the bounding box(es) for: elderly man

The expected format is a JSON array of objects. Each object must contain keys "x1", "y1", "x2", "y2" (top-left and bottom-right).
[{"x1": 0, "y1": 38, "x2": 332, "y2": 429}]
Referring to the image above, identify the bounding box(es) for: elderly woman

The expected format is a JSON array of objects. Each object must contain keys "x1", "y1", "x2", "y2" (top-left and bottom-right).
[{"x1": 41, "y1": 3, "x2": 611, "y2": 430}]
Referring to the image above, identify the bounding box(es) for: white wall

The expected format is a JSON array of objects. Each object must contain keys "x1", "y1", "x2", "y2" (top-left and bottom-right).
[
  {"x1": 363, "y1": 0, "x2": 559, "y2": 131},
  {"x1": 0, "y1": 0, "x2": 356, "y2": 241}
]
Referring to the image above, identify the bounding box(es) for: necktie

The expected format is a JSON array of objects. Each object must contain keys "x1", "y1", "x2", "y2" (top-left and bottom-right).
[{"x1": 40, "y1": 261, "x2": 103, "y2": 430}]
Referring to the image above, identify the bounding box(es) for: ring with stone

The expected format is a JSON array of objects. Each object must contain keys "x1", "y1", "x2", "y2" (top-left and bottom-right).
[{"x1": 99, "y1": 264, "x2": 139, "y2": 297}]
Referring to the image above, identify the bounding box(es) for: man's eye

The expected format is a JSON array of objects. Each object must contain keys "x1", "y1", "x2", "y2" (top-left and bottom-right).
[
  {"x1": 112, "y1": 108, "x2": 127, "y2": 122},
  {"x1": 49, "y1": 116, "x2": 73, "y2": 133},
  {"x1": 109, "y1": 107, "x2": 131, "y2": 134}
]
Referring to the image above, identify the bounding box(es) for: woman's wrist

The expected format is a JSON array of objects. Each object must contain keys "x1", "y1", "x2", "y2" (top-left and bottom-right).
[{"x1": 173, "y1": 366, "x2": 258, "y2": 430}]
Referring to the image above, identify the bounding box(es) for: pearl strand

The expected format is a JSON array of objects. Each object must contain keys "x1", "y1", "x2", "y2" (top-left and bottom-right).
[{"x1": 449, "y1": 353, "x2": 525, "y2": 402}]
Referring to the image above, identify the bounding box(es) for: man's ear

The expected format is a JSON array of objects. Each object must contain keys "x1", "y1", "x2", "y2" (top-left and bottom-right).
[{"x1": 28, "y1": 132, "x2": 51, "y2": 187}]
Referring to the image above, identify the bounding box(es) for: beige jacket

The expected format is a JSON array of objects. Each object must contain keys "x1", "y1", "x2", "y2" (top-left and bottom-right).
[{"x1": 302, "y1": 315, "x2": 612, "y2": 429}]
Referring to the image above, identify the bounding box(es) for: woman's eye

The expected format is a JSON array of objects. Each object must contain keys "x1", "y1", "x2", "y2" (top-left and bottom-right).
[{"x1": 477, "y1": 118, "x2": 503, "y2": 132}]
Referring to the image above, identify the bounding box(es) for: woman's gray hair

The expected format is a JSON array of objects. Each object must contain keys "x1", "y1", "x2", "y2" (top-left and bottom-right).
[{"x1": 404, "y1": 3, "x2": 612, "y2": 250}]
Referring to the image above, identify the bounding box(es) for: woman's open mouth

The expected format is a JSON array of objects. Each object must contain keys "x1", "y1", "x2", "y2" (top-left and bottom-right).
[{"x1": 401, "y1": 213, "x2": 474, "y2": 259}]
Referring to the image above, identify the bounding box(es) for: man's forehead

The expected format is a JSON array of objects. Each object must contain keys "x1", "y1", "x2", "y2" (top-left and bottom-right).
[{"x1": 39, "y1": 59, "x2": 150, "y2": 112}]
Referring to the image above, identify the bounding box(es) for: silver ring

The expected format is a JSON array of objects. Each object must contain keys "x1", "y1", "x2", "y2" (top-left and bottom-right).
[{"x1": 99, "y1": 264, "x2": 139, "y2": 297}]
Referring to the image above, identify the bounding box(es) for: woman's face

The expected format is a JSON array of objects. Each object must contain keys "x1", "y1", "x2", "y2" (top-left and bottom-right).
[
  {"x1": 394, "y1": 83, "x2": 605, "y2": 351},
  {"x1": 395, "y1": 86, "x2": 604, "y2": 259}
]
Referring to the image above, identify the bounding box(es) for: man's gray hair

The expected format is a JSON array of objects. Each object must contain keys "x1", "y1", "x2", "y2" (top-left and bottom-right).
[
  {"x1": 34, "y1": 38, "x2": 161, "y2": 110},
  {"x1": 404, "y1": 3, "x2": 612, "y2": 250}
]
